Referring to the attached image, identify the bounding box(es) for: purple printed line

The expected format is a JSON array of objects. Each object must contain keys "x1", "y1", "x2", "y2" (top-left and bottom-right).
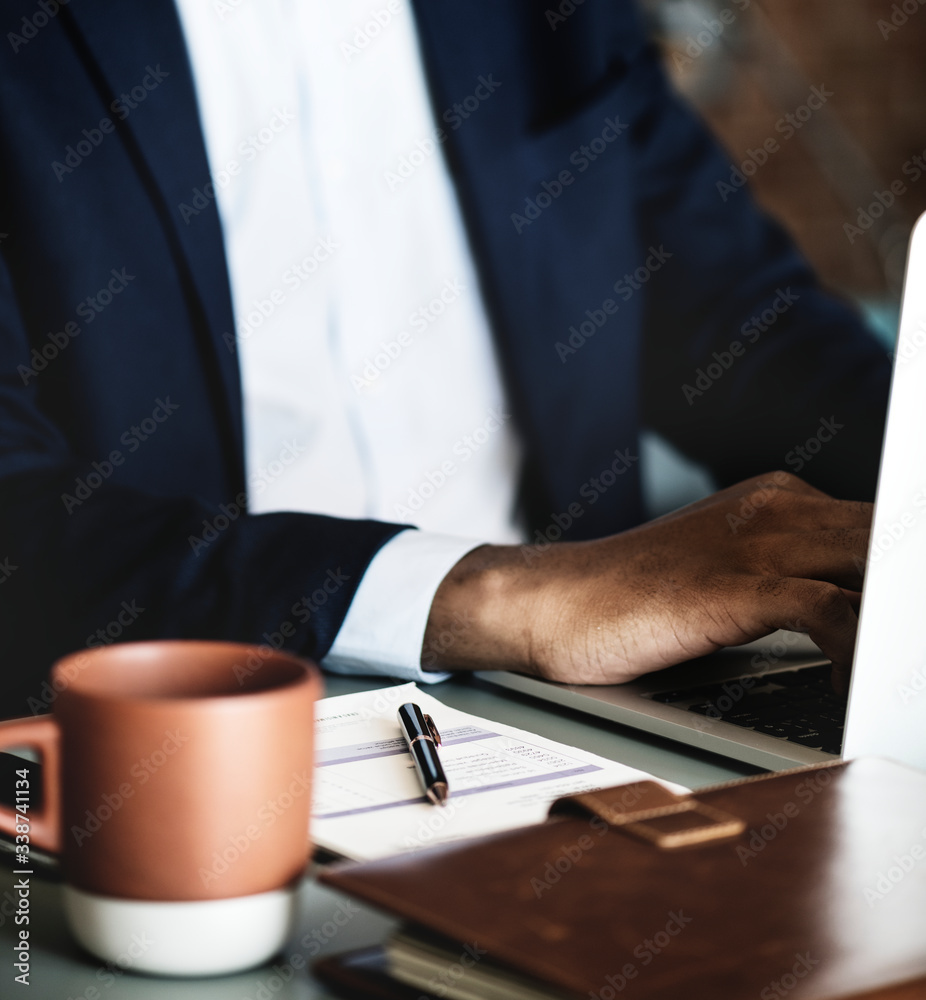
[
  {"x1": 316, "y1": 726, "x2": 495, "y2": 767},
  {"x1": 315, "y1": 737, "x2": 406, "y2": 766},
  {"x1": 314, "y1": 764, "x2": 602, "y2": 819},
  {"x1": 453, "y1": 763, "x2": 602, "y2": 796},
  {"x1": 317, "y1": 794, "x2": 431, "y2": 818}
]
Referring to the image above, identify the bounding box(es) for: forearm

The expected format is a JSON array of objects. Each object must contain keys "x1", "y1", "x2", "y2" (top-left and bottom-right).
[
  {"x1": 422, "y1": 543, "x2": 529, "y2": 673},
  {"x1": 422, "y1": 473, "x2": 871, "y2": 686}
]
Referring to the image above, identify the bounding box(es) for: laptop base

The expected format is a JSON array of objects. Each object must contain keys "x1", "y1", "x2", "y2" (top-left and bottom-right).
[{"x1": 475, "y1": 637, "x2": 840, "y2": 771}]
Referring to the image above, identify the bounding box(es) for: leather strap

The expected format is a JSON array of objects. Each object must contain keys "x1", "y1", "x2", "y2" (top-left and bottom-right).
[{"x1": 550, "y1": 780, "x2": 745, "y2": 850}]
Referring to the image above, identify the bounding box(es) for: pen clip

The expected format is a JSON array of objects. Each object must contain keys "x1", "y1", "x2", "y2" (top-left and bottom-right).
[{"x1": 424, "y1": 713, "x2": 442, "y2": 746}]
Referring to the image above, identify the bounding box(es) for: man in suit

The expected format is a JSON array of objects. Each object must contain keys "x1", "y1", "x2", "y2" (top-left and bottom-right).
[{"x1": 0, "y1": 0, "x2": 888, "y2": 711}]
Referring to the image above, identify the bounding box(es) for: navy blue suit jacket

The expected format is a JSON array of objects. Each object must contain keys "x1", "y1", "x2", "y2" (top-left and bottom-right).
[{"x1": 0, "y1": 0, "x2": 890, "y2": 711}]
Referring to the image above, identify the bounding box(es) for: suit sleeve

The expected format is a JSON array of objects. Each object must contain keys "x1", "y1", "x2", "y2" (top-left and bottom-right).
[
  {"x1": 626, "y1": 41, "x2": 891, "y2": 500},
  {"x1": 0, "y1": 250, "x2": 413, "y2": 715}
]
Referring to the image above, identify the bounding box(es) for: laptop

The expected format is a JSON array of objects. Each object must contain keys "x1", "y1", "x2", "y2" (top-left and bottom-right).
[{"x1": 477, "y1": 211, "x2": 926, "y2": 772}]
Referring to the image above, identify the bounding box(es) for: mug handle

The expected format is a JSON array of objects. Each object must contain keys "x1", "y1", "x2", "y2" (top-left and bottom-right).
[{"x1": 0, "y1": 716, "x2": 61, "y2": 854}]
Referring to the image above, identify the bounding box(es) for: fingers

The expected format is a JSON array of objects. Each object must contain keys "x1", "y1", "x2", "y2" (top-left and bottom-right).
[
  {"x1": 780, "y1": 496, "x2": 873, "y2": 532},
  {"x1": 752, "y1": 577, "x2": 860, "y2": 674},
  {"x1": 749, "y1": 471, "x2": 831, "y2": 500},
  {"x1": 647, "y1": 471, "x2": 815, "y2": 526},
  {"x1": 840, "y1": 588, "x2": 862, "y2": 613},
  {"x1": 760, "y1": 528, "x2": 870, "y2": 590},
  {"x1": 831, "y1": 663, "x2": 852, "y2": 697},
  {"x1": 658, "y1": 475, "x2": 870, "y2": 539},
  {"x1": 731, "y1": 492, "x2": 872, "y2": 534},
  {"x1": 830, "y1": 590, "x2": 860, "y2": 695}
]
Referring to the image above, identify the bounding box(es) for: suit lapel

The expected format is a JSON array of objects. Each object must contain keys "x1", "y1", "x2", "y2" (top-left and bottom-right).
[
  {"x1": 410, "y1": 0, "x2": 645, "y2": 533},
  {"x1": 61, "y1": 0, "x2": 244, "y2": 491}
]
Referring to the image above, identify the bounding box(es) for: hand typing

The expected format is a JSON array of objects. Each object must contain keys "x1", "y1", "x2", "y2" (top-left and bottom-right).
[{"x1": 423, "y1": 472, "x2": 868, "y2": 687}]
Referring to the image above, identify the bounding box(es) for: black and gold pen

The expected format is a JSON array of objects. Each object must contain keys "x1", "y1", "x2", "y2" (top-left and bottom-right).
[{"x1": 397, "y1": 702, "x2": 450, "y2": 806}]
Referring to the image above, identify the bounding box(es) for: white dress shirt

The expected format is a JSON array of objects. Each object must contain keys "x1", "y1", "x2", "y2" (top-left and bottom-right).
[{"x1": 173, "y1": 0, "x2": 524, "y2": 679}]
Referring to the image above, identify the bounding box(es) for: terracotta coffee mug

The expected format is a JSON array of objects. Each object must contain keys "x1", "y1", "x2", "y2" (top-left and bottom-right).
[{"x1": 0, "y1": 640, "x2": 322, "y2": 976}]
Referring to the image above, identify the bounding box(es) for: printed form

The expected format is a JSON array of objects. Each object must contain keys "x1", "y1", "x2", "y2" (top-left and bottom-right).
[{"x1": 312, "y1": 683, "x2": 687, "y2": 860}]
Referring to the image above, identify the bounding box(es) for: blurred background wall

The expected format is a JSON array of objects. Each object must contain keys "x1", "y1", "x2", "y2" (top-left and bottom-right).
[{"x1": 638, "y1": 0, "x2": 926, "y2": 512}]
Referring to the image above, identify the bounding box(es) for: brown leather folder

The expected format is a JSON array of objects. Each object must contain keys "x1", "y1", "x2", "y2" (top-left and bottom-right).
[{"x1": 318, "y1": 758, "x2": 926, "y2": 1000}]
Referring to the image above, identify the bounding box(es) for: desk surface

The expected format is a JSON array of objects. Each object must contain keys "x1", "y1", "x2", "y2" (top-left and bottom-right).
[{"x1": 1, "y1": 673, "x2": 757, "y2": 1000}]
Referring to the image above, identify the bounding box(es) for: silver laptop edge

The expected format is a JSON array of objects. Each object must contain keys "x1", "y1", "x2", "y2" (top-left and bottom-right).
[
  {"x1": 478, "y1": 212, "x2": 926, "y2": 773},
  {"x1": 477, "y1": 644, "x2": 834, "y2": 771},
  {"x1": 843, "y1": 211, "x2": 926, "y2": 768}
]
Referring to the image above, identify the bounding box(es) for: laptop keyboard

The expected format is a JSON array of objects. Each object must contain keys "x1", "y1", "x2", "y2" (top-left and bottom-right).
[{"x1": 648, "y1": 664, "x2": 845, "y2": 755}]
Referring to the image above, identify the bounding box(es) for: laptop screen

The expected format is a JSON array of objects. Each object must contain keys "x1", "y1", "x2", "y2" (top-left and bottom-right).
[{"x1": 844, "y1": 212, "x2": 926, "y2": 770}]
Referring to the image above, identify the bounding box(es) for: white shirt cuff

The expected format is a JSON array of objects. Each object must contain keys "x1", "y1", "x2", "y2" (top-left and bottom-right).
[{"x1": 321, "y1": 530, "x2": 484, "y2": 682}]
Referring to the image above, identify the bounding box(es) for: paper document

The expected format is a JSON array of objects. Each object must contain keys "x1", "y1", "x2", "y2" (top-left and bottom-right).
[{"x1": 312, "y1": 682, "x2": 688, "y2": 860}]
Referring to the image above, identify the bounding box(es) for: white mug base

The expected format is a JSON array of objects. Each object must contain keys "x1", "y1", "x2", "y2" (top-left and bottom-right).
[{"x1": 62, "y1": 883, "x2": 298, "y2": 977}]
